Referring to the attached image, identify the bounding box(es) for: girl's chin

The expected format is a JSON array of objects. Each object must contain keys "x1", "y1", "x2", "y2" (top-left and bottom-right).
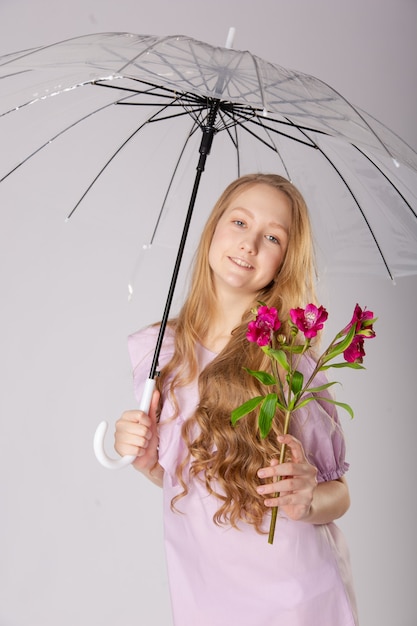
[{"x1": 214, "y1": 278, "x2": 259, "y2": 298}]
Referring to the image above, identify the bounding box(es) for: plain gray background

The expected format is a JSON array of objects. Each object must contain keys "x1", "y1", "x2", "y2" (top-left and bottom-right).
[{"x1": 0, "y1": 1, "x2": 416, "y2": 625}]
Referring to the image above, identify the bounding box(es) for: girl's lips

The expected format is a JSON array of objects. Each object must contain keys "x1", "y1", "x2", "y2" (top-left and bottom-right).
[{"x1": 229, "y1": 256, "x2": 254, "y2": 269}]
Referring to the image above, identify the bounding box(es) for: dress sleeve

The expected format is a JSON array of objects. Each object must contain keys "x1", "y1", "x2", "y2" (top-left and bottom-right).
[
  {"x1": 127, "y1": 325, "x2": 175, "y2": 404},
  {"x1": 289, "y1": 353, "x2": 350, "y2": 483}
]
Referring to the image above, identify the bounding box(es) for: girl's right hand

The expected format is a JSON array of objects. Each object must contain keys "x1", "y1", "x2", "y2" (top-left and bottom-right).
[{"x1": 114, "y1": 390, "x2": 163, "y2": 481}]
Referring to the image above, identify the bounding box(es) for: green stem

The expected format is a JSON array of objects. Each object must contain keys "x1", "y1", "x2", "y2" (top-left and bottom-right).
[
  {"x1": 268, "y1": 409, "x2": 291, "y2": 544},
  {"x1": 271, "y1": 334, "x2": 286, "y2": 402}
]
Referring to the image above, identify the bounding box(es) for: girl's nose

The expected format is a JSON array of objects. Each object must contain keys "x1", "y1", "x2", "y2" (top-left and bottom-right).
[{"x1": 240, "y1": 235, "x2": 257, "y2": 254}]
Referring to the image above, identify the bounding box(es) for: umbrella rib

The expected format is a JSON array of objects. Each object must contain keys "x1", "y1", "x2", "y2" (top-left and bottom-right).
[
  {"x1": 220, "y1": 111, "x2": 238, "y2": 148},
  {"x1": 226, "y1": 108, "x2": 321, "y2": 147},
  {"x1": 118, "y1": 38, "x2": 215, "y2": 94},
  {"x1": 116, "y1": 34, "x2": 176, "y2": 73},
  {"x1": 234, "y1": 122, "x2": 241, "y2": 177},
  {"x1": 94, "y1": 79, "x2": 174, "y2": 100},
  {"x1": 0, "y1": 79, "x2": 99, "y2": 118},
  {"x1": 223, "y1": 108, "x2": 315, "y2": 152},
  {"x1": 220, "y1": 110, "x2": 241, "y2": 177},
  {"x1": 295, "y1": 127, "x2": 394, "y2": 280},
  {"x1": 235, "y1": 115, "x2": 292, "y2": 180},
  {"x1": 253, "y1": 115, "x2": 292, "y2": 180},
  {"x1": 221, "y1": 108, "x2": 292, "y2": 180},
  {"x1": 0, "y1": 87, "x2": 203, "y2": 185},
  {"x1": 66, "y1": 102, "x2": 181, "y2": 220},
  {"x1": 145, "y1": 106, "x2": 208, "y2": 124},
  {"x1": 0, "y1": 41, "x2": 66, "y2": 67},
  {"x1": 94, "y1": 77, "x2": 201, "y2": 104},
  {"x1": 251, "y1": 55, "x2": 268, "y2": 113},
  {"x1": 353, "y1": 145, "x2": 417, "y2": 220},
  {"x1": 299, "y1": 74, "x2": 400, "y2": 163},
  {"x1": 0, "y1": 92, "x2": 140, "y2": 183},
  {"x1": 0, "y1": 68, "x2": 33, "y2": 80},
  {"x1": 149, "y1": 118, "x2": 200, "y2": 245}
]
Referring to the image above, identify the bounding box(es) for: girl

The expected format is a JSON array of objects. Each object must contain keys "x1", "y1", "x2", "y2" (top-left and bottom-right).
[{"x1": 115, "y1": 174, "x2": 358, "y2": 625}]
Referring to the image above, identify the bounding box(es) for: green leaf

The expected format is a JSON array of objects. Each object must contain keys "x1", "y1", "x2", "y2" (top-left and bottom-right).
[
  {"x1": 291, "y1": 395, "x2": 354, "y2": 419},
  {"x1": 322, "y1": 324, "x2": 356, "y2": 363},
  {"x1": 282, "y1": 344, "x2": 306, "y2": 354},
  {"x1": 275, "y1": 397, "x2": 288, "y2": 411},
  {"x1": 243, "y1": 367, "x2": 276, "y2": 386},
  {"x1": 258, "y1": 393, "x2": 278, "y2": 439},
  {"x1": 320, "y1": 362, "x2": 365, "y2": 371},
  {"x1": 268, "y1": 349, "x2": 290, "y2": 371},
  {"x1": 291, "y1": 396, "x2": 315, "y2": 411},
  {"x1": 304, "y1": 381, "x2": 339, "y2": 394},
  {"x1": 231, "y1": 396, "x2": 264, "y2": 425},
  {"x1": 314, "y1": 396, "x2": 355, "y2": 419},
  {"x1": 289, "y1": 370, "x2": 304, "y2": 396}
]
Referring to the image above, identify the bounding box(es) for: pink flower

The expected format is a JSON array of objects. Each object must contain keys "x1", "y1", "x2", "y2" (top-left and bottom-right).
[
  {"x1": 344, "y1": 304, "x2": 376, "y2": 338},
  {"x1": 343, "y1": 336, "x2": 365, "y2": 363},
  {"x1": 289, "y1": 304, "x2": 328, "y2": 339},
  {"x1": 342, "y1": 304, "x2": 375, "y2": 363},
  {"x1": 247, "y1": 305, "x2": 281, "y2": 347}
]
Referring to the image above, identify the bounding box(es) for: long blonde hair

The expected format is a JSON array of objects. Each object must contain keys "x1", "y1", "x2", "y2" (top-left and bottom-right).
[{"x1": 156, "y1": 173, "x2": 317, "y2": 532}]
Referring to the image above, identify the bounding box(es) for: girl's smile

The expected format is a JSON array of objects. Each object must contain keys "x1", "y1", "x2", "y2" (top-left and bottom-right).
[{"x1": 228, "y1": 256, "x2": 254, "y2": 269}]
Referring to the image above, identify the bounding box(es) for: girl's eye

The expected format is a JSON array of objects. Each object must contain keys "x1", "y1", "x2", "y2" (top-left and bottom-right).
[
  {"x1": 266, "y1": 234, "x2": 280, "y2": 245},
  {"x1": 233, "y1": 219, "x2": 246, "y2": 227}
]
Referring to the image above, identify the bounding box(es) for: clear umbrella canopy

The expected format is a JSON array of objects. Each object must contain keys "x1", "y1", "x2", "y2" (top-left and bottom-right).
[{"x1": 1, "y1": 32, "x2": 416, "y2": 283}]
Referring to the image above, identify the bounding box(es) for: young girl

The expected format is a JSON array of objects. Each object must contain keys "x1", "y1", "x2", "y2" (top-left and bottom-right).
[{"x1": 115, "y1": 174, "x2": 358, "y2": 626}]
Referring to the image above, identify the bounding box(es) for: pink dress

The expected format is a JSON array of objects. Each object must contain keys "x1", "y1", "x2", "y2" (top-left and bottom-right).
[{"x1": 128, "y1": 326, "x2": 359, "y2": 626}]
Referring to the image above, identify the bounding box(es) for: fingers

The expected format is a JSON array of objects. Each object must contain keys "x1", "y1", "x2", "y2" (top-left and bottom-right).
[
  {"x1": 149, "y1": 389, "x2": 160, "y2": 421},
  {"x1": 278, "y1": 433, "x2": 307, "y2": 464},
  {"x1": 256, "y1": 434, "x2": 317, "y2": 514},
  {"x1": 114, "y1": 409, "x2": 154, "y2": 458},
  {"x1": 257, "y1": 436, "x2": 308, "y2": 479},
  {"x1": 260, "y1": 491, "x2": 313, "y2": 513},
  {"x1": 256, "y1": 475, "x2": 315, "y2": 499},
  {"x1": 256, "y1": 468, "x2": 317, "y2": 512}
]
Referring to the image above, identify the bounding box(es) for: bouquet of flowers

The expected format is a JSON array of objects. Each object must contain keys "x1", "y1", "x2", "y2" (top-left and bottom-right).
[{"x1": 231, "y1": 302, "x2": 376, "y2": 544}]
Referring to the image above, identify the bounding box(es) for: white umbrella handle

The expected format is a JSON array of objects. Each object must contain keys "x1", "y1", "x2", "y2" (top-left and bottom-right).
[{"x1": 93, "y1": 378, "x2": 156, "y2": 470}]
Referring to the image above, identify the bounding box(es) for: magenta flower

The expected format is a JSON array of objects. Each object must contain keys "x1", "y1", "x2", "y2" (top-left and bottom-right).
[
  {"x1": 342, "y1": 304, "x2": 376, "y2": 363},
  {"x1": 289, "y1": 304, "x2": 328, "y2": 339},
  {"x1": 246, "y1": 305, "x2": 281, "y2": 347},
  {"x1": 344, "y1": 304, "x2": 376, "y2": 338},
  {"x1": 343, "y1": 336, "x2": 365, "y2": 363}
]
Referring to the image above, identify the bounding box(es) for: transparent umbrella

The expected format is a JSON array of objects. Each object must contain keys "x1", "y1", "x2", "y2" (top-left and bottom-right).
[{"x1": 1, "y1": 30, "x2": 416, "y2": 468}]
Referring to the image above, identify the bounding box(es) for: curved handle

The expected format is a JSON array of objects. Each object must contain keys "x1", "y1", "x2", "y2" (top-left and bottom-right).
[{"x1": 93, "y1": 378, "x2": 156, "y2": 470}]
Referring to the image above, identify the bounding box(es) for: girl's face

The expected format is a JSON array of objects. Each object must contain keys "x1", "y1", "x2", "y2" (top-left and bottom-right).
[{"x1": 208, "y1": 183, "x2": 291, "y2": 300}]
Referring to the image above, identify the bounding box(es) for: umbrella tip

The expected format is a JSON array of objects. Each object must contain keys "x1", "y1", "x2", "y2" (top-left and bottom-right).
[{"x1": 225, "y1": 27, "x2": 236, "y2": 49}]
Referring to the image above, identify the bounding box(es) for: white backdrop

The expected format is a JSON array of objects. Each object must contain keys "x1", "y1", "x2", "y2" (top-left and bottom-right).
[{"x1": 1, "y1": 1, "x2": 416, "y2": 625}]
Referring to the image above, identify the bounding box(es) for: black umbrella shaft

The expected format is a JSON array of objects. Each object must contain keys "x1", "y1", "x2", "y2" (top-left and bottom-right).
[{"x1": 149, "y1": 101, "x2": 220, "y2": 379}]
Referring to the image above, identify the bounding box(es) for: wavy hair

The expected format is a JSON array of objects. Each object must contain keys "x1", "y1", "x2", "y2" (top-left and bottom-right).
[{"x1": 156, "y1": 173, "x2": 318, "y2": 532}]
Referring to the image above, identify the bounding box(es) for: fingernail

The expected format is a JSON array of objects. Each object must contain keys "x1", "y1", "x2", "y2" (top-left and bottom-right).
[{"x1": 258, "y1": 470, "x2": 266, "y2": 478}]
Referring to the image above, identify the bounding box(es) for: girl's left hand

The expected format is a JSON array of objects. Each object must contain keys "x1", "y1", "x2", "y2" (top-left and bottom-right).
[{"x1": 256, "y1": 434, "x2": 318, "y2": 521}]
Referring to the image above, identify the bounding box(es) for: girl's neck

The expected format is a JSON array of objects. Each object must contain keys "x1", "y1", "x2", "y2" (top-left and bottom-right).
[{"x1": 202, "y1": 291, "x2": 252, "y2": 353}]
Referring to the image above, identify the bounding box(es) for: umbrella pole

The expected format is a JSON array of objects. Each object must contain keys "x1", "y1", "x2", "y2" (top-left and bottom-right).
[
  {"x1": 148, "y1": 101, "x2": 220, "y2": 380},
  {"x1": 93, "y1": 102, "x2": 220, "y2": 469}
]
